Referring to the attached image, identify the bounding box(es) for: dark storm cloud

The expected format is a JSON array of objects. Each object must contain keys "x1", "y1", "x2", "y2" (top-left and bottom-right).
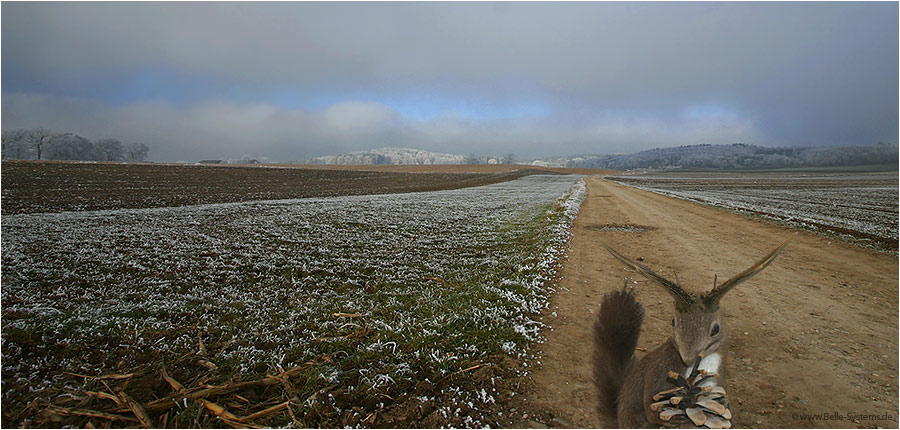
[{"x1": 2, "y1": 2, "x2": 896, "y2": 161}]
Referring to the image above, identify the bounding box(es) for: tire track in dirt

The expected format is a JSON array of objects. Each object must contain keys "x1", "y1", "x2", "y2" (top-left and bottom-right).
[{"x1": 519, "y1": 176, "x2": 898, "y2": 428}]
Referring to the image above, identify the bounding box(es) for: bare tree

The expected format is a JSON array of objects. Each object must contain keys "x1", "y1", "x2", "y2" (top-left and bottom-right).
[
  {"x1": 96, "y1": 138, "x2": 124, "y2": 161},
  {"x1": 501, "y1": 153, "x2": 516, "y2": 164},
  {"x1": 123, "y1": 143, "x2": 149, "y2": 162},
  {"x1": 2, "y1": 129, "x2": 28, "y2": 159},
  {"x1": 20, "y1": 128, "x2": 57, "y2": 160},
  {"x1": 48, "y1": 133, "x2": 97, "y2": 160}
]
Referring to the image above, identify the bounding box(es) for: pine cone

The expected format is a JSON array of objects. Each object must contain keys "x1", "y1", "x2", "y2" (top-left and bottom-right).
[{"x1": 651, "y1": 356, "x2": 732, "y2": 429}]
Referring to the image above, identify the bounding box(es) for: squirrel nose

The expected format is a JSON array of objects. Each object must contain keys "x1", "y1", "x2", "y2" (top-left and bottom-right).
[{"x1": 679, "y1": 349, "x2": 702, "y2": 367}]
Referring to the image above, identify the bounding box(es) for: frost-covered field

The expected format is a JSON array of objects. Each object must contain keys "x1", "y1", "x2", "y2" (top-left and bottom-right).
[
  {"x1": 2, "y1": 174, "x2": 585, "y2": 427},
  {"x1": 612, "y1": 172, "x2": 898, "y2": 251}
]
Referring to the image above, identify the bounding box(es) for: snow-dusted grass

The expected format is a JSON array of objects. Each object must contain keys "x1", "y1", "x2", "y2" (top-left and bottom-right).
[
  {"x1": 2, "y1": 174, "x2": 585, "y2": 426},
  {"x1": 612, "y1": 174, "x2": 898, "y2": 251}
]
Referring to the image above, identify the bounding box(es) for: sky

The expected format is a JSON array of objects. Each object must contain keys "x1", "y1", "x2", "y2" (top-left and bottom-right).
[{"x1": 2, "y1": 2, "x2": 897, "y2": 162}]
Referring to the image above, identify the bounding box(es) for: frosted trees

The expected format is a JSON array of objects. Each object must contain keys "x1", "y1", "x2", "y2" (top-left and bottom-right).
[
  {"x1": 96, "y1": 138, "x2": 124, "y2": 161},
  {"x1": 47, "y1": 133, "x2": 97, "y2": 160},
  {"x1": 0, "y1": 128, "x2": 150, "y2": 162},
  {"x1": 1, "y1": 128, "x2": 56, "y2": 160},
  {"x1": 123, "y1": 143, "x2": 149, "y2": 162},
  {"x1": 16, "y1": 128, "x2": 57, "y2": 160},
  {"x1": 2, "y1": 129, "x2": 29, "y2": 159}
]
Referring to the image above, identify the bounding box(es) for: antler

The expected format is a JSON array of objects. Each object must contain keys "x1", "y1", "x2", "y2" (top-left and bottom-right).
[
  {"x1": 604, "y1": 244, "x2": 696, "y2": 310},
  {"x1": 701, "y1": 235, "x2": 795, "y2": 309}
]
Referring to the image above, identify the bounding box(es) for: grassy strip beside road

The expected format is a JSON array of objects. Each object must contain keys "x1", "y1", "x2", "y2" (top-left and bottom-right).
[{"x1": 2, "y1": 175, "x2": 586, "y2": 427}]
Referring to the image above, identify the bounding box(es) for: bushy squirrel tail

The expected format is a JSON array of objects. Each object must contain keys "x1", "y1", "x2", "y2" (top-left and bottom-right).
[{"x1": 593, "y1": 288, "x2": 644, "y2": 428}]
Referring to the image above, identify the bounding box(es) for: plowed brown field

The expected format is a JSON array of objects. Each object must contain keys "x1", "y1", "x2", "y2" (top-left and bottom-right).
[{"x1": 0, "y1": 160, "x2": 610, "y2": 214}]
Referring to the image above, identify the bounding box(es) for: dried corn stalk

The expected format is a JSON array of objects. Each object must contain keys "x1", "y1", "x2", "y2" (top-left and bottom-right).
[{"x1": 650, "y1": 356, "x2": 733, "y2": 429}]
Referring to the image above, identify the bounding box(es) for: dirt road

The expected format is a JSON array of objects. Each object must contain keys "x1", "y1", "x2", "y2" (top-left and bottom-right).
[{"x1": 521, "y1": 176, "x2": 898, "y2": 428}]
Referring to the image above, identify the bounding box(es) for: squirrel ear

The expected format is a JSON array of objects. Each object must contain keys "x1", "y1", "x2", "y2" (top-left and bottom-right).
[{"x1": 702, "y1": 234, "x2": 794, "y2": 308}]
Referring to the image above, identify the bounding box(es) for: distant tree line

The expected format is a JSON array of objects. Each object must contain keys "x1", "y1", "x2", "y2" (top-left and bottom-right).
[
  {"x1": 464, "y1": 153, "x2": 517, "y2": 165},
  {"x1": 1, "y1": 128, "x2": 149, "y2": 162},
  {"x1": 304, "y1": 147, "x2": 518, "y2": 165},
  {"x1": 569, "y1": 142, "x2": 899, "y2": 170}
]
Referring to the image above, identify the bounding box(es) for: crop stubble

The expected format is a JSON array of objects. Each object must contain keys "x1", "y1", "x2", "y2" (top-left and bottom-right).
[{"x1": 1, "y1": 169, "x2": 586, "y2": 428}]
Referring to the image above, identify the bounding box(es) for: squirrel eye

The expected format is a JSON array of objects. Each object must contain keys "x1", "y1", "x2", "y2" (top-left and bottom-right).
[{"x1": 711, "y1": 323, "x2": 720, "y2": 336}]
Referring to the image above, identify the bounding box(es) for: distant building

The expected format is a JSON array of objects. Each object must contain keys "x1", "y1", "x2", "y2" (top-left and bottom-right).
[{"x1": 199, "y1": 159, "x2": 222, "y2": 164}]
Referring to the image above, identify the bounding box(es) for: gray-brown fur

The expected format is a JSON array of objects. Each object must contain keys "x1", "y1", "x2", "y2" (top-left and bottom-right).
[
  {"x1": 671, "y1": 306, "x2": 728, "y2": 368},
  {"x1": 615, "y1": 339, "x2": 686, "y2": 428},
  {"x1": 594, "y1": 236, "x2": 792, "y2": 428},
  {"x1": 593, "y1": 289, "x2": 644, "y2": 427}
]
